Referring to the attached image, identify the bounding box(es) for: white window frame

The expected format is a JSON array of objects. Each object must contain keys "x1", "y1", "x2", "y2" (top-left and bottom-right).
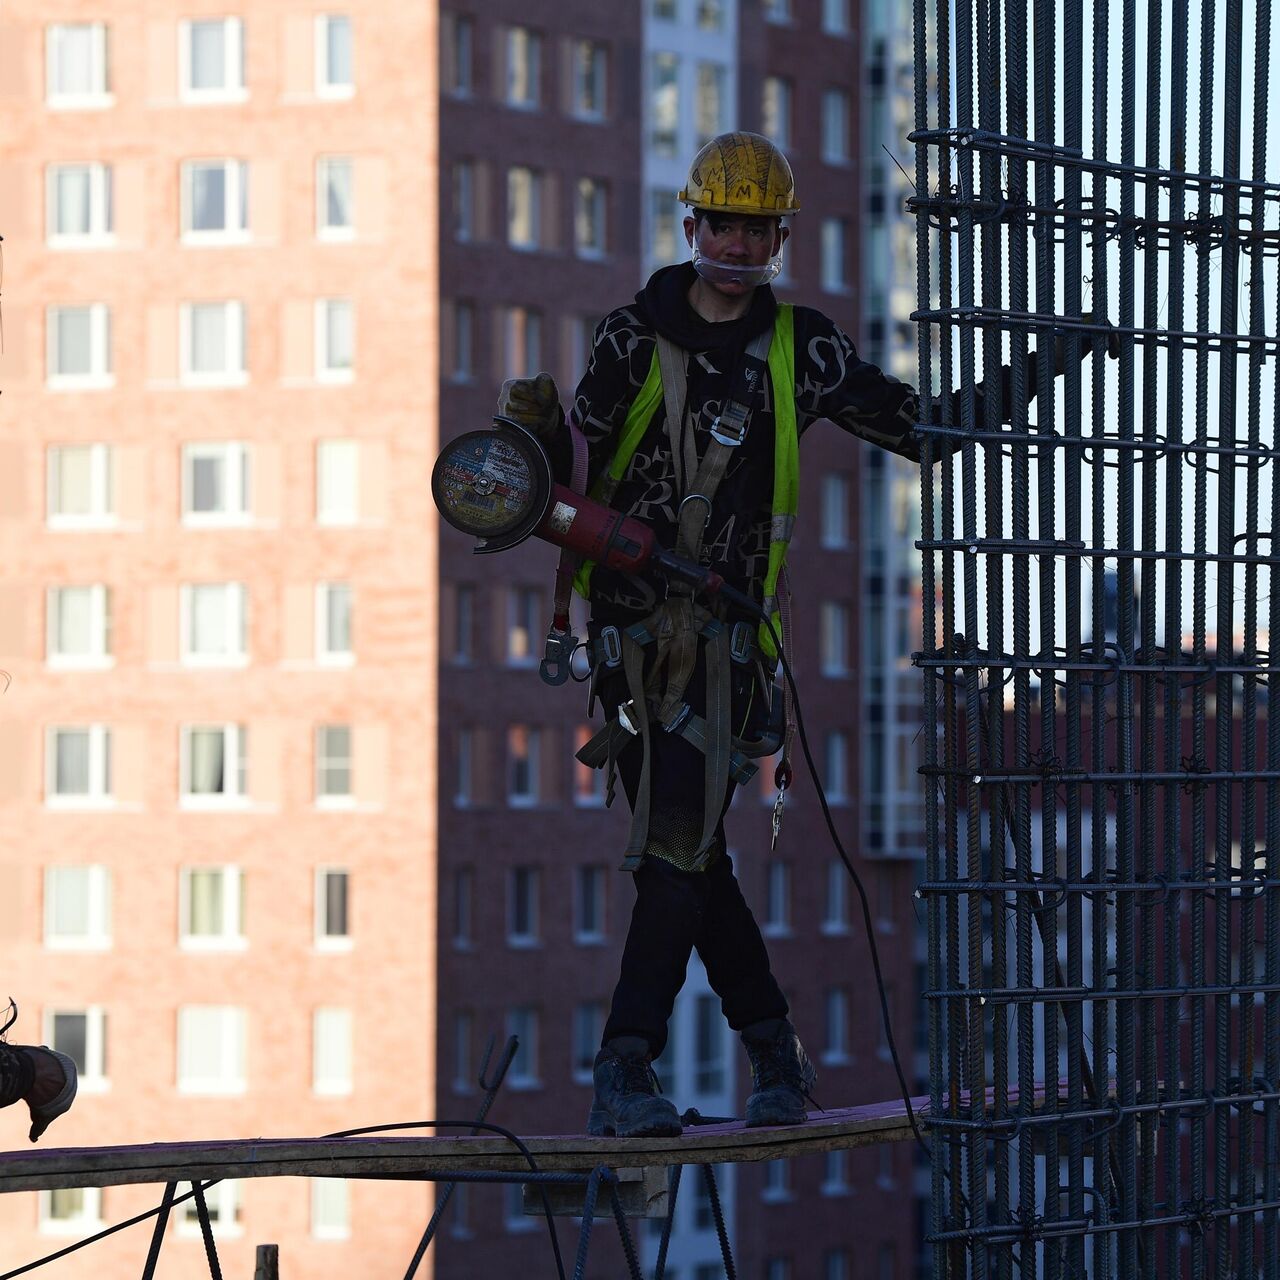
[
  {"x1": 574, "y1": 177, "x2": 607, "y2": 260},
  {"x1": 650, "y1": 52, "x2": 680, "y2": 156},
  {"x1": 39, "y1": 1187, "x2": 104, "y2": 1236},
  {"x1": 311, "y1": 1179, "x2": 350, "y2": 1240},
  {"x1": 822, "y1": 858, "x2": 850, "y2": 935},
  {"x1": 572, "y1": 1002, "x2": 604, "y2": 1084},
  {"x1": 821, "y1": 0, "x2": 851, "y2": 34},
  {"x1": 44, "y1": 1007, "x2": 109, "y2": 1093},
  {"x1": 313, "y1": 1007, "x2": 353, "y2": 1096},
  {"x1": 819, "y1": 472, "x2": 850, "y2": 548},
  {"x1": 570, "y1": 39, "x2": 606, "y2": 121},
  {"x1": 46, "y1": 304, "x2": 113, "y2": 390},
  {"x1": 177, "y1": 1006, "x2": 247, "y2": 1095},
  {"x1": 315, "y1": 582, "x2": 355, "y2": 666},
  {"x1": 47, "y1": 163, "x2": 114, "y2": 247},
  {"x1": 181, "y1": 159, "x2": 249, "y2": 244},
  {"x1": 44, "y1": 865, "x2": 112, "y2": 951},
  {"x1": 821, "y1": 217, "x2": 849, "y2": 293},
  {"x1": 180, "y1": 301, "x2": 247, "y2": 387},
  {"x1": 820, "y1": 1148, "x2": 850, "y2": 1196},
  {"x1": 179, "y1": 865, "x2": 247, "y2": 951},
  {"x1": 762, "y1": 860, "x2": 791, "y2": 937},
  {"x1": 505, "y1": 27, "x2": 541, "y2": 109},
  {"x1": 46, "y1": 585, "x2": 113, "y2": 669},
  {"x1": 451, "y1": 300, "x2": 475, "y2": 381},
  {"x1": 315, "y1": 439, "x2": 361, "y2": 525},
  {"x1": 179, "y1": 17, "x2": 246, "y2": 103},
  {"x1": 762, "y1": 1158, "x2": 792, "y2": 1203},
  {"x1": 693, "y1": 993, "x2": 726, "y2": 1094},
  {"x1": 503, "y1": 306, "x2": 542, "y2": 378},
  {"x1": 45, "y1": 725, "x2": 113, "y2": 809},
  {"x1": 763, "y1": 0, "x2": 792, "y2": 21},
  {"x1": 573, "y1": 866, "x2": 605, "y2": 943},
  {"x1": 180, "y1": 724, "x2": 249, "y2": 808},
  {"x1": 762, "y1": 75, "x2": 792, "y2": 148},
  {"x1": 314, "y1": 14, "x2": 354, "y2": 99},
  {"x1": 182, "y1": 441, "x2": 252, "y2": 526},
  {"x1": 507, "y1": 725, "x2": 541, "y2": 807},
  {"x1": 505, "y1": 1006, "x2": 540, "y2": 1089},
  {"x1": 315, "y1": 867, "x2": 352, "y2": 950},
  {"x1": 821, "y1": 89, "x2": 851, "y2": 165},
  {"x1": 46, "y1": 23, "x2": 111, "y2": 109},
  {"x1": 507, "y1": 866, "x2": 540, "y2": 947},
  {"x1": 316, "y1": 155, "x2": 355, "y2": 240},
  {"x1": 506, "y1": 166, "x2": 542, "y2": 250},
  {"x1": 453, "y1": 1009, "x2": 474, "y2": 1092},
  {"x1": 695, "y1": 61, "x2": 725, "y2": 145},
  {"x1": 177, "y1": 1180, "x2": 243, "y2": 1238},
  {"x1": 819, "y1": 601, "x2": 850, "y2": 676},
  {"x1": 822, "y1": 987, "x2": 851, "y2": 1065},
  {"x1": 455, "y1": 727, "x2": 473, "y2": 808},
  {"x1": 315, "y1": 723, "x2": 354, "y2": 808},
  {"x1": 824, "y1": 730, "x2": 849, "y2": 803},
  {"x1": 180, "y1": 582, "x2": 249, "y2": 667},
  {"x1": 314, "y1": 298, "x2": 355, "y2": 383},
  {"x1": 506, "y1": 585, "x2": 541, "y2": 666},
  {"x1": 47, "y1": 444, "x2": 115, "y2": 529},
  {"x1": 573, "y1": 726, "x2": 606, "y2": 808}
]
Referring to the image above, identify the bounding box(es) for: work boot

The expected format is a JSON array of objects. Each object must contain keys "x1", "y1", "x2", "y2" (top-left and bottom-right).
[
  {"x1": 741, "y1": 1018, "x2": 816, "y2": 1128},
  {"x1": 586, "y1": 1037, "x2": 682, "y2": 1138},
  {"x1": 0, "y1": 1029, "x2": 78, "y2": 1143}
]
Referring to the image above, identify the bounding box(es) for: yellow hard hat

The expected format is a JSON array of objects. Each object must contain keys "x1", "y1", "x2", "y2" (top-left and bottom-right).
[{"x1": 678, "y1": 131, "x2": 800, "y2": 218}]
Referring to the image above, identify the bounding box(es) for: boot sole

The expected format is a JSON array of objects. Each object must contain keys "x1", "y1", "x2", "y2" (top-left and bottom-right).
[{"x1": 586, "y1": 1106, "x2": 681, "y2": 1139}]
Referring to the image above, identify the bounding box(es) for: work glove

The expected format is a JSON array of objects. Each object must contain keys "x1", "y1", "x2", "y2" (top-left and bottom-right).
[
  {"x1": 1049, "y1": 312, "x2": 1121, "y2": 375},
  {"x1": 497, "y1": 372, "x2": 562, "y2": 443}
]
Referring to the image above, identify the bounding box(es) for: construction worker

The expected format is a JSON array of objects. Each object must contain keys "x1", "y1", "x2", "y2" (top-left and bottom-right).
[
  {"x1": 499, "y1": 131, "x2": 1100, "y2": 1138},
  {"x1": 0, "y1": 1004, "x2": 77, "y2": 1142}
]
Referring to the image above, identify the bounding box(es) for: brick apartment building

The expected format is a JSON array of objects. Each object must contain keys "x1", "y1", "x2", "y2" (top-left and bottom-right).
[{"x1": 0, "y1": 3, "x2": 924, "y2": 1278}]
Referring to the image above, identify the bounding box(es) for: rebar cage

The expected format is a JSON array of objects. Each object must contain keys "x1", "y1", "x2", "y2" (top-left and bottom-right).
[{"x1": 914, "y1": 1, "x2": 1280, "y2": 1276}]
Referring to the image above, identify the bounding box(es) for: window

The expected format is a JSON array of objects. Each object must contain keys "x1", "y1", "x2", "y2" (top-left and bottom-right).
[
  {"x1": 573, "y1": 178, "x2": 607, "y2": 259},
  {"x1": 177, "y1": 1005, "x2": 246, "y2": 1094},
  {"x1": 47, "y1": 1009, "x2": 108, "y2": 1092},
  {"x1": 453, "y1": 583, "x2": 475, "y2": 662},
  {"x1": 46, "y1": 727, "x2": 112, "y2": 806},
  {"x1": 315, "y1": 725, "x2": 353, "y2": 805},
  {"x1": 698, "y1": 0, "x2": 725, "y2": 30},
  {"x1": 824, "y1": 731, "x2": 849, "y2": 802},
  {"x1": 824, "y1": 1250, "x2": 851, "y2": 1280},
  {"x1": 46, "y1": 23, "x2": 110, "y2": 106},
  {"x1": 693, "y1": 1165, "x2": 727, "y2": 1229},
  {"x1": 316, "y1": 868, "x2": 350, "y2": 947},
  {"x1": 311, "y1": 1179, "x2": 350, "y2": 1239},
  {"x1": 506, "y1": 1006, "x2": 539, "y2": 1087},
  {"x1": 823, "y1": 987, "x2": 850, "y2": 1064},
  {"x1": 571, "y1": 40, "x2": 607, "y2": 119},
  {"x1": 821, "y1": 218, "x2": 848, "y2": 292},
  {"x1": 507, "y1": 586, "x2": 541, "y2": 664},
  {"x1": 650, "y1": 189, "x2": 678, "y2": 263},
  {"x1": 503, "y1": 307, "x2": 543, "y2": 378},
  {"x1": 181, "y1": 160, "x2": 248, "y2": 242},
  {"x1": 47, "y1": 164, "x2": 113, "y2": 245},
  {"x1": 316, "y1": 439, "x2": 360, "y2": 524},
  {"x1": 652, "y1": 0, "x2": 677, "y2": 17},
  {"x1": 316, "y1": 583, "x2": 354, "y2": 664},
  {"x1": 316, "y1": 298, "x2": 354, "y2": 381},
  {"x1": 822, "y1": 90, "x2": 851, "y2": 164},
  {"x1": 572, "y1": 1002, "x2": 604, "y2": 1082},
  {"x1": 47, "y1": 305, "x2": 112, "y2": 389},
  {"x1": 763, "y1": 860, "x2": 790, "y2": 936},
  {"x1": 504, "y1": 1181, "x2": 537, "y2": 1232},
  {"x1": 451, "y1": 301, "x2": 475, "y2": 381},
  {"x1": 761, "y1": 76, "x2": 792, "y2": 148},
  {"x1": 455, "y1": 727, "x2": 473, "y2": 807},
  {"x1": 315, "y1": 15, "x2": 353, "y2": 97},
  {"x1": 762, "y1": 1159, "x2": 791, "y2": 1202},
  {"x1": 449, "y1": 1183, "x2": 472, "y2": 1238},
  {"x1": 650, "y1": 53, "x2": 679, "y2": 155},
  {"x1": 182, "y1": 442, "x2": 250, "y2": 524},
  {"x1": 313, "y1": 1008, "x2": 353, "y2": 1095},
  {"x1": 180, "y1": 301, "x2": 247, "y2": 385},
  {"x1": 765, "y1": 1259, "x2": 792, "y2": 1280},
  {"x1": 180, "y1": 866, "x2": 246, "y2": 949},
  {"x1": 44, "y1": 866, "x2": 112, "y2": 950},
  {"x1": 181, "y1": 724, "x2": 248, "y2": 805},
  {"x1": 822, "y1": 0, "x2": 851, "y2": 33},
  {"x1": 46, "y1": 585, "x2": 112, "y2": 667},
  {"x1": 763, "y1": 0, "x2": 792, "y2": 20},
  {"x1": 820, "y1": 601, "x2": 849, "y2": 675},
  {"x1": 821, "y1": 1149, "x2": 849, "y2": 1195},
  {"x1": 505, "y1": 27, "x2": 541, "y2": 108},
  {"x1": 820, "y1": 473, "x2": 850, "y2": 547},
  {"x1": 507, "y1": 166, "x2": 542, "y2": 249},
  {"x1": 40, "y1": 1187, "x2": 103, "y2": 1235},
  {"x1": 178, "y1": 1181, "x2": 242, "y2": 1238},
  {"x1": 452, "y1": 161, "x2": 475, "y2": 242},
  {"x1": 47, "y1": 444, "x2": 114, "y2": 527},
  {"x1": 453, "y1": 1009, "x2": 473, "y2": 1090},
  {"x1": 823, "y1": 858, "x2": 850, "y2": 934},
  {"x1": 181, "y1": 583, "x2": 249, "y2": 665},
  {"x1": 695, "y1": 62, "x2": 725, "y2": 144},
  {"x1": 181, "y1": 18, "x2": 245, "y2": 100},
  {"x1": 507, "y1": 866, "x2": 539, "y2": 945},
  {"x1": 447, "y1": 15, "x2": 473, "y2": 96},
  {"x1": 574, "y1": 866, "x2": 605, "y2": 942},
  {"x1": 453, "y1": 867, "x2": 474, "y2": 947},
  {"x1": 317, "y1": 156, "x2": 355, "y2": 238},
  {"x1": 507, "y1": 725, "x2": 541, "y2": 805},
  {"x1": 694, "y1": 994, "x2": 724, "y2": 1093}
]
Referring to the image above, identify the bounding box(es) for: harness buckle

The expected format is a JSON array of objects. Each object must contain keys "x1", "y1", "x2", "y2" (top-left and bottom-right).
[
  {"x1": 539, "y1": 628, "x2": 579, "y2": 687},
  {"x1": 599, "y1": 625, "x2": 623, "y2": 668},
  {"x1": 710, "y1": 411, "x2": 747, "y2": 447},
  {"x1": 730, "y1": 620, "x2": 754, "y2": 664},
  {"x1": 662, "y1": 702, "x2": 694, "y2": 734},
  {"x1": 617, "y1": 699, "x2": 642, "y2": 736}
]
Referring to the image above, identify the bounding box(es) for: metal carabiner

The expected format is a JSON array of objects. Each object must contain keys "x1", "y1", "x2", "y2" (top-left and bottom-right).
[{"x1": 538, "y1": 628, "x2": 578, "y2": 686}]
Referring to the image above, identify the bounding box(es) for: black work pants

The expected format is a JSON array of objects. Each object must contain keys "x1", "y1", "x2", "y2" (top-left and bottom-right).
[{"x1": 602, "y1": 851, "x2": 790, "y2": 1059}]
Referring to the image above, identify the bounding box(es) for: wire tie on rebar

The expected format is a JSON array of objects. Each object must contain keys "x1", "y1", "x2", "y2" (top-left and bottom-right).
[
  {"x1": 1179, "y1": 754, "x2": 1212, "y2": 792},
  {"x1": 1030, "y1": 878, "x2": 1069, "y2": 914}
]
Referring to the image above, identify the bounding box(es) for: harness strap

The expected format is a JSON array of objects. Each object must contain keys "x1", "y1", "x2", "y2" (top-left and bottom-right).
[
  {"x1": 692, "y1": 621, "x2": 734, "y2": 870},
  {"x1": 576, "y1": 712, "x2": 759, "y2": 787},
  {"x1": 657, "y1": 337, "x2": 698, "y2": 498},
  {"x1": 619, "y1": 630, "x2": 652, "y2": 871}
]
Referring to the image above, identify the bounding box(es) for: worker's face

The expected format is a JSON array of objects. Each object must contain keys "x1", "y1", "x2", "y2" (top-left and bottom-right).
[{"x1": 684, "y1": 213, "x2": 789, "y2": 294}]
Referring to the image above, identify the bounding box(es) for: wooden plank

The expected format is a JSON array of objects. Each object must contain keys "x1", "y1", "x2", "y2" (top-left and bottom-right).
[{"x1": 0, "y1": 1098, "x2": 927, "y2": 1194}]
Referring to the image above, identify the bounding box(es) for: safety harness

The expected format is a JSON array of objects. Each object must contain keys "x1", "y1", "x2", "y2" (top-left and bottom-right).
[{"x1": 569, "y1": 304, "x2": 800, "y2": 872}]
